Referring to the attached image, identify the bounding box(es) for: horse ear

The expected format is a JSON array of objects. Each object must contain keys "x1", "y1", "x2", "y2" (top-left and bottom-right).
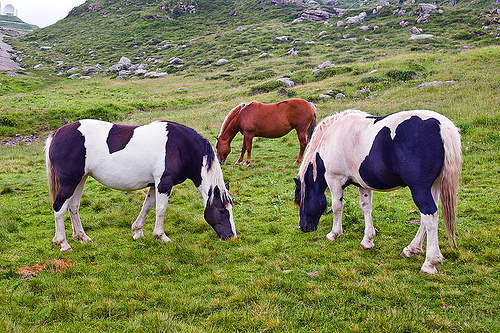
[
  {"x1": 225, "y1": 182, "x2": 230, "y2": 191},
  {"x1": 214, "y1": 135, "x2": 219, "y2": 141},
  {"x1": 293, "y1": 177, "x2": 301, "y2": 187}
]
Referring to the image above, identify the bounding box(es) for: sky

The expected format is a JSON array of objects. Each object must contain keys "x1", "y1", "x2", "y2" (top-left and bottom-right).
[{"x1": 3, "y1": 0, "x2": 86, "y2": 28}]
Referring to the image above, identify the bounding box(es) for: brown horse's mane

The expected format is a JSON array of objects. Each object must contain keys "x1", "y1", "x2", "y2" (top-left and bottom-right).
[
  {"x1": 218, "y1": 102, "x2": 253, "y2": 138},
  {"x1": 298, "y1": 109, "x2": 366, "y2": 180}
]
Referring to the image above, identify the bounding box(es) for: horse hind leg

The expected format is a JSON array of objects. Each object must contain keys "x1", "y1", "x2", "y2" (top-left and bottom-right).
[
  {"x1": 295, "y1": 128, "x2": 308, "y2": 164},
  {"x1": 53, "y1": 199, "x2": 72, "y2": 251},
  {"x1": 68, "y1": 176, "x2": 92, "y2": 244},
  {"x1": 131, "y1": 186, "x2": 156, "y2": 240}
]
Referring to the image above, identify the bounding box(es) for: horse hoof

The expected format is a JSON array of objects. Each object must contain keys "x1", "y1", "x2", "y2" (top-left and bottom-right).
[
  {"x1": 133, "y1": 231, "x2": 144, "y2": 240},
  {"x1": 360, "y1": 240, "x2": 374, "y2": 249},
  {"x1": 419, "y1": 266, "x2": 438, "y2": 275},
  {"x1": 60, "y1": 244, "x2": 72, "y2": 252},
  {"x1": 326, "y1": 232, "x2": 341, "y2": 241}
]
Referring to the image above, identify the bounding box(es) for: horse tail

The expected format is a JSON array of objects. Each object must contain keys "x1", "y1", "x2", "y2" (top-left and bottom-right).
[
  {"x1": 439, "y1": 120, "x2": 462, "y2": 249},
  {"x1": 306, "y1": 104, "x2": 317, "y2": 142},
  {"x1": 44, "y1": 134, "x2": 59, "y2": 205}
]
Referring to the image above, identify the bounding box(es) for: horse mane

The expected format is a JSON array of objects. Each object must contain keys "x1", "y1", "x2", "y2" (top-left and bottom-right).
[
  {"x1": 298, "y1": 109, "x2": 367, "y2": 180},
  {"x1": 218, "y1": 102, "x2": 253, "y2": 137},
  {"x1": 203, "y1": 146, "x2": 232, "y2": 205}
]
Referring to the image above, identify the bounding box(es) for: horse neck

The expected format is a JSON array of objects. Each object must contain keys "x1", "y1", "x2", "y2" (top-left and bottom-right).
[
  {"x1": 219, "y1": 104, "x2": 247, "y2": 142},
  {"x1": 299, "y1": 110, "x2": 364, "y2": 179}
]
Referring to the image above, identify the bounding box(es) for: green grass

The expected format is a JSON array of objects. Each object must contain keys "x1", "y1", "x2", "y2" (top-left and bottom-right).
[{"x1": 1, "y1": 45, "x2": 499, "y2": 331}]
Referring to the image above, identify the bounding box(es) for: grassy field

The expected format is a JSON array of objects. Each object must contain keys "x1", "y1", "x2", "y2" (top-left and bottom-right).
[{"x1": 1, "y1": 45, "x2": 499, "y2": 331}]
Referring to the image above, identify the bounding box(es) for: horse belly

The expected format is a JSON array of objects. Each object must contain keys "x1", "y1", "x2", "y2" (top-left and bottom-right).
[
  {"x1": 80, "y1": 122, "x2": 167, "y2": 191},
  {"x1": 89, "y1": 160, "x2": 156, "y2": 191}
]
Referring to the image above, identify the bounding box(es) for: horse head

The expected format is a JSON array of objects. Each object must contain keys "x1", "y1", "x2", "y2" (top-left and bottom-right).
[
  {"x1": 214, "y1": 136, "x2": 231, "y2": 165},
  {"x1": 204, "y1": 184, "x2": 236, "y2": 240},
  {"x1": 295, "y1": 153, "x2": 328, "y2": 232}
]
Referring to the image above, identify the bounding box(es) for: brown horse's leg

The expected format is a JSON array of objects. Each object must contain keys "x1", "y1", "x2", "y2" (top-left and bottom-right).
[
  {"x1": 236, "y1": 137, "x2": 247, "y2": 165},
  {"x1": 244, "y1": 135, "x2": 253, "y2": 166},
  {"x1": 295, "y1": 128, "x2": 308, "y2": 164}
]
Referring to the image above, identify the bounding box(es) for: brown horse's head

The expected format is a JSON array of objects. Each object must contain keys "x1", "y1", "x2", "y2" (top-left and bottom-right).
[{"x1": 215, "y1": 137, "x2": 231, "y2": 165}]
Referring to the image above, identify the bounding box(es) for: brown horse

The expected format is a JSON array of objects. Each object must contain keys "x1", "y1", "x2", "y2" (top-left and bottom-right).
[{"x1": 215, "y1": 98, "x2": 317, "y2": 166}]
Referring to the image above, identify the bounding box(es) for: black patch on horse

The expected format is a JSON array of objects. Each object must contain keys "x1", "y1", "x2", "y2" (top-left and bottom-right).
[
  {"x1": 359, "y1": 116, "x2": 445, "y2": 214},
  {"x1": 106, "y1": 124, "x2": 138, "y2": 154},
  {"x1": 49, "y1": 121, "x2": 86, "y2": 212},
  {"x1": 157, "y1": 122, "x2": 215, "y2": 194}
]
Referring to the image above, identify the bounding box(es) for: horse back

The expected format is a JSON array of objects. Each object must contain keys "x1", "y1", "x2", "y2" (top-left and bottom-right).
[
  {"x1": 239, "y1": 99, "x2": 315, "y2": 137},
  {"x1": 323, "y1": 111, "x2": 448, "y2": 191}
]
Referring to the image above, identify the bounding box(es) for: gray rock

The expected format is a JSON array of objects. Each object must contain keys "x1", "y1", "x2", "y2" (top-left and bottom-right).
[
  {"x1": 335, "y1": 93, "x2": 346, "y2": 99},
  {"x1": 169, "y1": 57, "x2": 183, "y2": 65},
  {"x1": 417, "y1": 80, "x2": 455, "y2": 89},
  {"x1": 409, "y1": 34, "x2": 435, "y2": 40},
  {"x1": 275, "y1": 36, "x2": 290, "y2": 42},
  {"x1": 346, "y1": 12, "x2": 367, "y2": 24},
  {"x1": 319, "y1": 94, "x2": 332, "y2": 99},
  {"x1": 67, "y1": 67, "x2": 79, "y2": 74},
  {"x1": 276, "y1": 77, "x2": 295, "y2": 87},
  {"x1": 216, "y1": 59, "x2": 229, "y2": 65},
  {"x1": 409, "y1": 26, "x2": 423, "y2": 34}
]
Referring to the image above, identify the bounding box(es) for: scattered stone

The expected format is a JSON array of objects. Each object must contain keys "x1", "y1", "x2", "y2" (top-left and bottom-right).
[
  {"x1": 216, "y1": 58, "x2": 229, "y2": 65},
  {"x1": 346, "y1": 12, "x2": 367, "y2": 24},
  {"x1": 409, "y1": 26, "x2": 423, "y2": 34},
  {"x1": 319, "y1": 93, "x2": 332, "y2": 99},
  {"x1": 335, "y1": 93, "x2": 346, "y2": 99},
  {"x1": 417, "y1": 80, "x2": 455, "y2": 89},
  {"x1": 312, "y1": 60, "x2": 333, "y2": 75},
  {"x1": 276, "y1": 77, "x2": 295, "y2": 87},
  {"x1": 275, "y1": 36, "x2": 290, "y2": 42},
  {"x1": 169, "y1": 57, "x2": 183, "y2": 65},
  {"x1": 409, "y1": 34, "x2": 435, "y2": 40},
  {"x1": 258, "y1": 52, "x2": 271, "y2": 58},
  {"x1": 287, "y1": 48, "x2": 298, "y2": 56},
  {"x1": 236, "y1": 26, "x2": 246, "y2": 31},
  {"x1": 40, "y1": 46, "x2": 52, "y2": 51},
  {"x1": 34, "y1": 64, "x2": 43, "y2": 69}
]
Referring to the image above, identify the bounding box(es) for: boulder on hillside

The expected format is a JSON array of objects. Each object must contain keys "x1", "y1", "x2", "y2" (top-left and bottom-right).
[
  {"x1": 276, "y1": 77, "x2": 295, "y2": 87},
  {"x1": 346, "y1": 12, "x2": 367, "y2": 24}
]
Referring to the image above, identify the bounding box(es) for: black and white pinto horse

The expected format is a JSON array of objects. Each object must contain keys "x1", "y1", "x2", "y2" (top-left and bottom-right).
[
  {"x1": 294, "y1": 110, "x2": 461, "y2": 274},
  {"x1": 45, "y1": 119, "x2": 236, "y2": 251}
]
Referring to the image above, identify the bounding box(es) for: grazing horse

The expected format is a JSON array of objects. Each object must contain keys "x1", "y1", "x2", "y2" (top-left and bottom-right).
[
  {"x1": 294, "y1": 110, "x2": 461, "y2": 274},
  {"x1": 215, "y1": 98, "x2": 316, "y2": 166},
  {"x1": 45, "y1": 119, "x2": 236, "y2": 251}
]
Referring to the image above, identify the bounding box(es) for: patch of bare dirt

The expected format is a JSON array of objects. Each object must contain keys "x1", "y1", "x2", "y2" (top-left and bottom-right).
[{"x1": 17, "y1": 259, "x2": 73, "y2": 280}]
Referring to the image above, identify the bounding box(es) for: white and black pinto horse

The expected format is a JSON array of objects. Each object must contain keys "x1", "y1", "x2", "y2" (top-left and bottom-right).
[
  {"x1": 45, "y1": 119, "x2": 236, "y2": 251},
  {"x1": 294, "y1": 110, "x2": 461, "y2": 274}
]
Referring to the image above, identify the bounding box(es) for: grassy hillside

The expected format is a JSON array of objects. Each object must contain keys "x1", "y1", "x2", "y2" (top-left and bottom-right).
[
  {"x1": 0, "y1": 14, "x2": 38, "y2": 32},
  {"x1": 1, "y1": 0, "x2": 500, "y2": 331},
  {"x1": 11, "y1": 0, "x2": 500, "y2": 76}
]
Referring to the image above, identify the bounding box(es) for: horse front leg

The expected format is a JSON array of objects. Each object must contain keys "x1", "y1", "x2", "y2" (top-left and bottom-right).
[
  {"x1": 68, "y1": 176, "x2": 92, "y2": 244},
  {"x1": 359, "y1": 188, "x2": 376, "y2": 249},
  {"x1": 131, "y1": 186, "x2": 156, "y2": 240},
  {"x1": 400, "y1": 223, "x2": 426, "y2": 258},
  {"x1": 153, "y1": 182, "x2": 172, "y2": 243},
  {"x1": 326, "y1": 180, "x2": 344, "y2": 241}
]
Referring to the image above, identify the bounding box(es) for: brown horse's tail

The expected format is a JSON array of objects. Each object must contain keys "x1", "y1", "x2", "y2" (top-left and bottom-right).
[
  {"x1": 439, "y1": 120, "x2": 462, "y2": 249},
  {"x1": 306, "y1": 104, "x2": 317, "y2": 143},
  {"x1": 44, "y1": 134, "x2": 59, "y2": 205}
]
